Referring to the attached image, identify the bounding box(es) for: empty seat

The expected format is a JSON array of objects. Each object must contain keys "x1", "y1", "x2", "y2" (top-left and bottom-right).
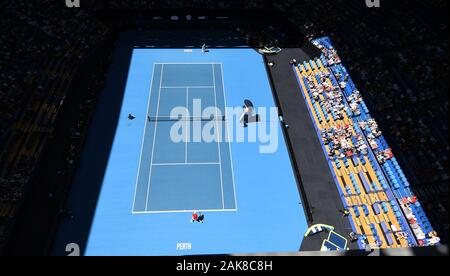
[
  {"x1": 381, "y1": 202, "x2": 389, "y2": 213},
  {"x1": 380, "y1": 222, "x2": 394, "y2": 246},
  {"x1": 353, "y1": 206, "x2": 361, "y2": 218},
  {"x1": 372, "y1": 203, "x2": 381, "y2": 215},
  {"x1": 359, "y1": 171, "x2": 372, "y2": 193},
  {"x1": 362, "y1": 205, "x2": 370, "y2": 216}
]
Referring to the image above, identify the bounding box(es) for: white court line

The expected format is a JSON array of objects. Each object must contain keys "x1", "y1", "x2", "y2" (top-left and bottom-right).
[
  {"x1": 136, "y1": 62, "x2": 237, "y2": 214},
  {"x1": 185, "y1": 87, "x2": 189, "y2": 164},
  {"x1": 144, "y1": 64, "x2": 164, "y2": 212},
  {"x1": 161, "y1": 86, "x2": 214, "y2": 89},
  {"x1": 212, "y1": 64, "x2": 225, "y2": 210},
  {"x1": 154, "y1": 62, "x2": 222, "y2": 65},
  {"x1": 132, "y1": 63, "x2": 156, "y2": 213},
  {"x1": 132, "y1": 208, "x2": 237, "y2": 215},
  {"x1": 220, "y1": 63, "x2": 238, "y2": 211},
  {"x1": 152, "y1": 162, "x2": 221, "y2": 166}
]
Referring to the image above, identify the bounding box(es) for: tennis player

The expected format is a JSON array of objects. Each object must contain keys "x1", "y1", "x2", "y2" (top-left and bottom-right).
[
  {"x1": 240, "y1": 100, "x2": 260, "y2": 128},
  {"x1": 191, "y1": 211, "x2": 199, "y2": 223}
]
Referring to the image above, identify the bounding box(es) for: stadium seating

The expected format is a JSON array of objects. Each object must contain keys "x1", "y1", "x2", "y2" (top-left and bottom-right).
[
  {"x1": 0, "y1": 0, "x2": 111, "y2": 251},
  {"x1": 277, "y1": 0, "x2": 448, "y2": 242},
  {"x1": 0, "y1": 0, "x2": 447, "y2": 254},
  {"x1": 293, "y1": 38, "x2": 439, "y2": 248},
  {"x1": 326, "y1": 54, "x2": 437, "y2": 244}
]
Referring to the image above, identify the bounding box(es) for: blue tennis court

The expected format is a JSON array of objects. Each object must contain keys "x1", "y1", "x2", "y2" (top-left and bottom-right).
[
  {"x1": 77, "y1": 47, "x2": 308, "y2": 256},
  {"x1": 133, "y1": 63, "x2": 236, "y2": 213}
]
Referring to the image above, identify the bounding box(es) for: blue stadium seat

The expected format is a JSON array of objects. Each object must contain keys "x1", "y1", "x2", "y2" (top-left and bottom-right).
[{"x1": 373, "y1": 203, "x2": 381, "y2": 215}]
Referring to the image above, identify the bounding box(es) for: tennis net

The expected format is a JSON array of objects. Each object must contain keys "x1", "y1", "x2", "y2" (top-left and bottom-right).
[{"x1": 147, "y1": 116, "x2": 226, "y2": 122}]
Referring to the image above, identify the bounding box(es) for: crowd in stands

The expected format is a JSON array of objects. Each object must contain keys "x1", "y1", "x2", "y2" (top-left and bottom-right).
[
  {"x1": 313, "y1": 35, "x2": 440, "y2": 246},
  {"x1": 297, "y1": 51, "x2": 441, "y2": 247},
  {"x1": 0, "y1": 0, "x2": 111, "y2": 252},
  {"x1": 297, "y1": 60, "x2": 418, "y2": 248},
  {"x1": 276, "y1": 0, "x2": 449, "y2": 243},
  {"x1": 83, "y1": 0, "x2": 266, "y2": 10}
]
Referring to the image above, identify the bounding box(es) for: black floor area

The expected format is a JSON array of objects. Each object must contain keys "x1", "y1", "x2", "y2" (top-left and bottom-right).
[{"x1": 265, "y1": 48, "x2": 358, "y2": 251}]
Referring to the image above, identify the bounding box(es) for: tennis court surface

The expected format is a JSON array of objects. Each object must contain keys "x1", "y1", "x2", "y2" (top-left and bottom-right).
[
  {"x1": 133, "y1": 63, "x2": 236, "y2": 213},
  {"x1": 54, "y1": 45, "x2": 309, "y2": 256}
]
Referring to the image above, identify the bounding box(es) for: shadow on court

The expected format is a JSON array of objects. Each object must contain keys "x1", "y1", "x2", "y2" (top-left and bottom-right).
[
  {"x1": 50, "y1": 33, "x2": 136, "y2": 256},
  {"x1": 51, "y1": 28, "x2": 247, "y2": 255}
]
